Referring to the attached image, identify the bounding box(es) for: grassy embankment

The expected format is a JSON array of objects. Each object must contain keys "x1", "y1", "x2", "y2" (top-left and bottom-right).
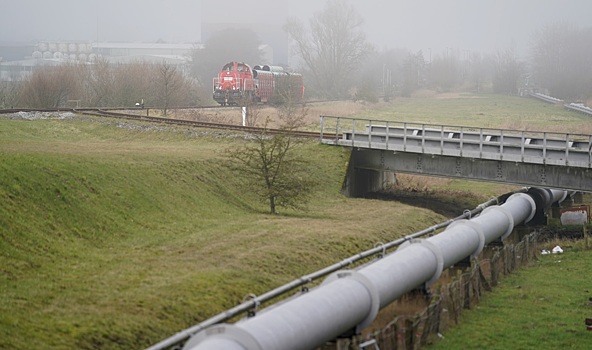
[
  {"x1": 0, "y1": 114, "x2": 448, "y2": 349},
  {"x1": 1, "y1": 93, "x2": 590, "y2": 349}
]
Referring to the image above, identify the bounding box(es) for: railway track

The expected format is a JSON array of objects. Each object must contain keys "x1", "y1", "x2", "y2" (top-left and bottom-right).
[{"x1": 0, "y1": 107, "x2": 324, "y2": 139}]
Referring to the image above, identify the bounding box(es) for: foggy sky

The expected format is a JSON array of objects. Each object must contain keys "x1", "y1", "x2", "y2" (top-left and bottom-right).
[{"x1": 1, "y1": 0, "x2": 591, "y2": 57}]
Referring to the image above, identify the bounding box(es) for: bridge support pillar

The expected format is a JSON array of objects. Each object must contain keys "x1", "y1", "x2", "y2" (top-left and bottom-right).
[{"x1": 342, "y1": 149, "x2": 396, "y2": 197}]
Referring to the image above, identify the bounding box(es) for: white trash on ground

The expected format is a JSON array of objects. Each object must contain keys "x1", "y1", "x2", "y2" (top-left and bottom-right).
[{"x1": 551, "y1": 245, "x2": 564, "y2": 254}]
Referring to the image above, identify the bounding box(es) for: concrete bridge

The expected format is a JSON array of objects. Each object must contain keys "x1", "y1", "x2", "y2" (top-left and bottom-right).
[{"x1": 320, "y1": 116, "x2": 592, "y2": 196}]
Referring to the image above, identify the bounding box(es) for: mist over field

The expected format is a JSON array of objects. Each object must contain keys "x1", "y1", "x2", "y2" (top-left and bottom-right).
[
  {"x1": 1, "y1": 0, "x2": 591, "y2": 56},
  {"x1": 2, "y1": 0, "x2": 592, "y2": 107}
]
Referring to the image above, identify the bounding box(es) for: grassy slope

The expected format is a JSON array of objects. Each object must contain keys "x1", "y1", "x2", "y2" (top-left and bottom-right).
[
  {"x1": 427, "y1": 247, "x2": 592, "y2": 350},
  {"x1": 1, "y1": 94, "x2": 590, "y2": 349},
  {"x1": 0, "y1": 116, "x2": 445, "y2": 349}
]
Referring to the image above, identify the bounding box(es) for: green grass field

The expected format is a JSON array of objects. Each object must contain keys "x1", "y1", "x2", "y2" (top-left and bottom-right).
[
  {"x1": 427, "y1": 246, "x2": 592, "y2": 350},
  {"x1": 1, "y1": 94, "x2": 591, "y2": 349},
  {"x1": 360, "y1": 93, "x2": 592, "y2": 134},
  {"x1": 0, "y1": 114, "x2": 448, "y2": 349}
]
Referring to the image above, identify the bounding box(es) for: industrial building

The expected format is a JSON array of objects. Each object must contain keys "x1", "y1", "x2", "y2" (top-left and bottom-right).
[{"x1": 0, "y1": 41, "x2": 198, "y2": 81}]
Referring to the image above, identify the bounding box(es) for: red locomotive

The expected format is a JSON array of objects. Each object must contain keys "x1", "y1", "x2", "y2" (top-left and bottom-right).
[{"x1": 213, "y1": 62, "x2": 304, "y2": 105}]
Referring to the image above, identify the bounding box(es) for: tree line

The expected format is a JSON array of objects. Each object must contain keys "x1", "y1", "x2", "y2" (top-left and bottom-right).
[
  {"x1": 2, "y1": 0, "x2": 591, "y2": 109},
  {"x1": 281, "y1": 0, "x2": 592, "y2": 102},
  {"x1": 0, "y1": 59, "x2": 199, "y2": 112}
]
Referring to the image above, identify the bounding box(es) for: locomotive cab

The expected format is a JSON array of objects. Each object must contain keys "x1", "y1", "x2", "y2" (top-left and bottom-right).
[
  {"x1": 212, "y1": 61, "x2": 304, "y2": 106},
  {"x1": 213, "y1": 62, "x2": 255, "y2": 106}
]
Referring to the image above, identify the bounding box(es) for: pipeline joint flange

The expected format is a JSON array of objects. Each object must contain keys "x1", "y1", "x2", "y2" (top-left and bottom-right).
[
  {"x1": 322, "y1": 270, "x2": 380, "y2": 332},
  {"x1": 446, "y1": 219, "x2": 485, "y2": 259},
  {"x1": 183, "y1": 324, "x2": 263, "y2": 350},
  {"x1": 507, "y1": 192, "x2": 537, "y2": 223},
  {"x1": 481, "y1": 205, "x2": 515, "y2": 241},
  {"x1": 398, "y1": 239, "x2": 444, "y2": 286}
]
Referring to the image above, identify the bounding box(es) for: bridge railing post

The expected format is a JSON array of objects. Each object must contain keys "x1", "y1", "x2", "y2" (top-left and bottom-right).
[
  {"x1": 350, "y1": 118, "x2": 353, "y2": 147},
  {"x1": 368, "y1": 119, "x2": 372, "y2": 148},
  {"x1": 521, "y1": 131, "x2": 525, "y2": 163},
  {"x1": 589, "y1": 135, "x2": 592, "y2": 168},
  {"x1": 479, "y1": 128, "x2": 483, "y2": 158},
  {"x1": 335, "y1": 117, "x2": 341, "y2": 143},
  {"x1": 385, "y1": 121, "x2": 389, "y2": 151},
  {"x1": 440, "y1": 125, "x2": 444, "y2": 155},
  {"x1": 403, "y1": 122, "x2": 408, "y2": 152},
  {"x1": 460, "y1": 127, "x2": 464, "y2": 157},
  {"x1": 422, "y1": 124, "x2": 425, "y2": 153},
  {"x1": 543, "y1": 132, "x2": 547, "y2": 163},
  {"x1": 565, "y1": 133, "x2": 569, "y2": 166},
  {"x1": 500, "y1": 129, "x2": 504, "y2": 160}
]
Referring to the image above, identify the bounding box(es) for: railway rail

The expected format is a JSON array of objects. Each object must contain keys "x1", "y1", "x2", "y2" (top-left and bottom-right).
[{"x1": 0, "y1": 107, "x2": 324, "y2": 139}]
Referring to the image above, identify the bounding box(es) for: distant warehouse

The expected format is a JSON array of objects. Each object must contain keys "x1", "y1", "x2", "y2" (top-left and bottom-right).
[{"x1": 0, "y1": 41, "x2": 200, "y2": 82}]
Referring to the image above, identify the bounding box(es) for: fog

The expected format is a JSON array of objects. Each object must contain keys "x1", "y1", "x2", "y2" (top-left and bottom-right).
[{"x1": 1, "y1": 0, "x2": 591, "y2": 56}]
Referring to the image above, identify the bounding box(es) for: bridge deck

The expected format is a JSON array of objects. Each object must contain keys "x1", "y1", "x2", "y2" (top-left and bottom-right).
[{"x1": 320, "y1": 116, "x2": 592, "y2": 191}]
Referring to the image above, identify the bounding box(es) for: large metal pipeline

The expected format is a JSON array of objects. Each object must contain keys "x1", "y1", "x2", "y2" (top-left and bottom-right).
[{"x1": 183, "y1": 188, "x2": 567, "y2": 350}]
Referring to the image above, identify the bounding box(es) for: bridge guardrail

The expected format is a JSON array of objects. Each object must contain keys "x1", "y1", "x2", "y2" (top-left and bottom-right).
[
  {"x1": 320, "y1": 116, "x2": 592, "y2": 169},
  {"x1": 565, "y1": 102, "x2": 592, "y2": 116},
  {"x1": 528, "y1": 92, "x2": 564, "y2": 104}
]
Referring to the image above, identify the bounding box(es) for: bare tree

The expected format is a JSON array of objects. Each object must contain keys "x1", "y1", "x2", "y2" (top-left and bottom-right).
[
  {"x1": 531, "y1": 22, "x2": 592, "y2": 100},
  {"x1": 368, "y1": 48, "x2": 408, "y2": 100},
  {"x1": 83, "y1": 58, "x2": 113, "y2": 107},
  {"x1": 228, "y1": 102, "x2": 315, "y2": 215},
  {"x1": 467, "y1": 52, "x2": 491, "y2": 93},
  {"x1": 19, "y1": 64, "x2": 79, "y2": 108},
  {"x1": 284, "y1": 0, "x2": 371, "y2": 99},
  {"x1": 109, "y1": 61, "x2": 154, "y2": 107},
  {"x1": 105, "y1": 61, "x2": 197, "y2": 109},
  {"x1": 0, "y1": 81, "x2": 21, "y2": 108},
  {"x1": 241, "y1": 98, "x2": 261, "y2": 127},
  {"x1": 429, "y1": 51, "x2": 461, "y2": 91},
  {"x1": 156, "y1": 63, "x2": 183, "y2": 116},
  {"x1": 11, "y1": 60, "x2": 198, "y2": 109},
  {"x1": 276, "y1": 99, "x2": 308, "y2": 131},
  {"x1": 492, "y1": 49, "x2": 523, "y2": 95},
  {"x1": 401, "y1": 50, "x2": 426, "y2": 97}
]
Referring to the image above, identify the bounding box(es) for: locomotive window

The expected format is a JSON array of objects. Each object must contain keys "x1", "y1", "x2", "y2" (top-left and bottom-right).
[{"x1": 238, "y1": 65, "x2": 244, "y2": 72}]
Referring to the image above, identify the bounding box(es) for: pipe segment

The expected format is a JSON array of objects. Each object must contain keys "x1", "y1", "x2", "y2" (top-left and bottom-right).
[
  {"x1": 397, "y1": 239, "x2": 444, "y2": 286},
  {"x1": 320, "y1": 270, "x2": 381, "y2": 330},
  {"x1": 183, "y1": 325, "x2": 260, "y2": 350},
  {"x1": 427, "y1": 222, "x2": 481, "y2": 268},
  {"x1": 358, "y1": 242, "x2": 439, "y2": 308},
  {"x1": 445, "y1": 220, "x2": 486, "y2": 259},
  {"x1": 548, "y1": 189, "x2": 568, "y2": 203},
  {"x1": 479, "y1": 205, "x2": 515, "y2": 241},
  {"x1": 220, "y1": 277, "x2": 373, "y2": 350},
  {"x1": 185, "y1": 188, "x2": 567, "y2": 350}
]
